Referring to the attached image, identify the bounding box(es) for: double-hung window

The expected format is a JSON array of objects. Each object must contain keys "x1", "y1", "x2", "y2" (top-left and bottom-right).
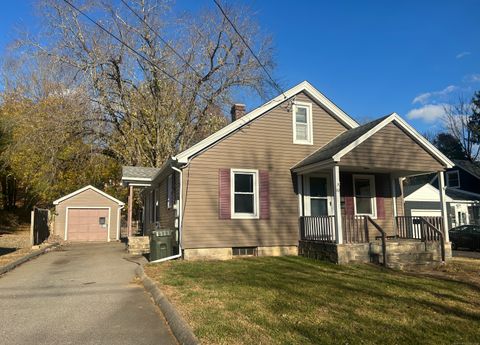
[
  {"x1": 353, "y1": 175, "x2": 376, "y2": 217},
  {"x1": 446, "y1": 170, "x2": 460, "y2": 188},
  {"x1": 231, "y1": 170, "x2": 258, "y2": 219},
  {"x1": 293, "y1": 102, "x2": 313, "y2": 145}
]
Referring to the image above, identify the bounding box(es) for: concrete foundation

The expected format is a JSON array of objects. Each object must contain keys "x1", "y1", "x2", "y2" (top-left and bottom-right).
[{"x1": 183, "y1": 245, "x2": 298, "y2": 261}]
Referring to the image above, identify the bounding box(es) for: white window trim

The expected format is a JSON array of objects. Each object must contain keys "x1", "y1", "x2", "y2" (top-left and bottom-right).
[
  {"x1": 167, "y1": 174, "x2": 173, "y2": 209},
  {"x1": 446, "y1": 170, "x2": 460, "y2": 188},
  {"x1": 303, "y1": 173, "x2": 333, "y2": 216},
  {"x1": 353, "y1": 174, "x2": 377, "y2": 218},
  {"x1": 230, "y1": 169, "x2": 259, "y2": 219},
  {"x1": 292, "y1": 101, "x2": 313, "y2": 145}
]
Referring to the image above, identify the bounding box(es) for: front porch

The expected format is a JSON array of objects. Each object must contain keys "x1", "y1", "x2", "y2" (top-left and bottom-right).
[
  {"x1": 295, "y1": 165, "x2": 451, "y2": 268},
  {"x1": 292, "y1": 115, "x2": 454, "y2": 268},
  {"x1": 298, "y1": 214, "x2": 449, "y2": 268}
]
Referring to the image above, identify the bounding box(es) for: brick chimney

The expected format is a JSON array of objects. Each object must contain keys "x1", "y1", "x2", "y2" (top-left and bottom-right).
[{"x1": 230, "y1": 103, "x2": 246, "y2": 122}]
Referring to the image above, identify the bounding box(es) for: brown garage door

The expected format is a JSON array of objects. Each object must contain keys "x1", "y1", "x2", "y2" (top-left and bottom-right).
[{"x1": 67, "y1": 208, "x2": 109, "y2": 241}]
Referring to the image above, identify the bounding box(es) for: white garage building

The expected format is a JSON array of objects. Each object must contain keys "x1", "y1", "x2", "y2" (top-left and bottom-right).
[{"x1": 404, "y1": 183, "x2": 478, "y2": 229}]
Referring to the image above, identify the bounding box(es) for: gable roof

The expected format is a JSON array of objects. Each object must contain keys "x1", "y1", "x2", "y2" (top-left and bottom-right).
[
  {"x1": 173, "y1": 81, "x2": 359, "y2": 164},
  {"x1": 53, "y1": 185, "x2": 125, "y2": 206},
  {"x1": 292, "y1": 113, "x2": 454, "y2": 172},
  {"x1": 452, "y1": 159, "x2": 480, "y2": 180},
  {"x1": 404, "y1": 182, "x2": 480, "y2": 202},
  {"x1": 292, "y1": 116, "x2": 388, "y2": 169},
  {"x1": 404, "y1": 183, "x2": 453, "y2": 202}
]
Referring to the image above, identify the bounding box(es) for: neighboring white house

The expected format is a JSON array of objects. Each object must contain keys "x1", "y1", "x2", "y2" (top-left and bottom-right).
[{"x1": 404, "y1": 183, "x2": 480, "y2": 228}]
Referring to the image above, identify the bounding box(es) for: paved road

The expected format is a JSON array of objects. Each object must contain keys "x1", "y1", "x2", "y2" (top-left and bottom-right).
[
  {"x1": 453, "y1": 249, "x2": 480, "y2": 259},
  {"x1": 0, "y1": 243, "x2": 178, "y2": 345}
]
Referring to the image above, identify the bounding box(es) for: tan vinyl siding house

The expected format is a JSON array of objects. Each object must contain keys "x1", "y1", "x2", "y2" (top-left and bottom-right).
[
  {"x1": 181, "y1": 92, "x2": 348, "y2": 251},
  {"x1": 122, "y1": 81, "x2": 454, "y2": 265}
]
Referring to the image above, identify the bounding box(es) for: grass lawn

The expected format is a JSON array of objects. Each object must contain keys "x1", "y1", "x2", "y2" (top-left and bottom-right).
[{"x1": 145, "y1": 256, "x2": 480, "y2": 345}]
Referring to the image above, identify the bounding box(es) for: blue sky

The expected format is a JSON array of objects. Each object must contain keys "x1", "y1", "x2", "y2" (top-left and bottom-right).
[{"x1": 1, "y1": 0, "x2": 479, "y2": 133}]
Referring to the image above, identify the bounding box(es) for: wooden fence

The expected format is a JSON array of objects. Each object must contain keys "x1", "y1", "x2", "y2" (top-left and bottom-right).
[{"x1": 30, "y1": 207, "x2": 50, "y2": 245}]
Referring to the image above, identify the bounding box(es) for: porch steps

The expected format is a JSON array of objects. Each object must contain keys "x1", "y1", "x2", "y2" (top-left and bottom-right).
[{"x1": 371, "y1": 240, "x2": 442, "y2": 269}]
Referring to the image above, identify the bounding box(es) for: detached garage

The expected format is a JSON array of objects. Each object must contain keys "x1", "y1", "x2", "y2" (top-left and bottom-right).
[{"x1": 53, "y1": 185, "x2": 125, "y2": 242}]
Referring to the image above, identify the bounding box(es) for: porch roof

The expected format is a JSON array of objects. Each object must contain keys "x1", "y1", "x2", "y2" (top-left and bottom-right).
[
  {"x1": 292, "y1": 113, "x2": 454, "y2": 174},
  {"x1": 121, "y1": 166, "x2": 161, "y2": 186}
]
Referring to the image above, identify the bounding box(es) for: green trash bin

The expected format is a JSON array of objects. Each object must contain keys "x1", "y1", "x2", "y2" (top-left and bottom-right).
[{"x1": 150, "y1": 230, "x2": 174, "y2": 261}]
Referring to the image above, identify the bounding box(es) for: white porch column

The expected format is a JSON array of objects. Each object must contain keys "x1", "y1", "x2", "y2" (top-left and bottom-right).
[
  {"x1": 297, "y1": 174, "x2": 304, "y2": 217},
  {"x1": 438, "y1": 171, "x2": 450, "y2": 242},
  {"x1": 390, "y1": 176, "x2": 397, "y2": 218},
  {"x1": 127, "y1": 184, "x2": 133, "y2": 237},
  {"x1": 333, "y1": 165, "x2": 343, "y2": 244}
]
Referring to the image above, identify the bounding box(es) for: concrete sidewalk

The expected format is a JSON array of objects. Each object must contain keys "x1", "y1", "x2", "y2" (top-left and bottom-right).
[{"x1": 0, "y1": 243, "x2": 178, "y2": 345}]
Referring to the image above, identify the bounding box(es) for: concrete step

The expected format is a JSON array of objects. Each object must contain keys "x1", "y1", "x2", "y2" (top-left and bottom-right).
[
  {"x1": 386, "y1": 251, "x2": 434, "y2": 263},
  {"x1": 371, "y1": 241, "x2": 425, "y2": 255},
  {"x1": 128, "y1": 249, "x2": 149, "y2": 255}
]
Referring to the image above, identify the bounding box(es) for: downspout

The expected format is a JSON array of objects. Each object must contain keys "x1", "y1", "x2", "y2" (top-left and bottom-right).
[
  {"x1": 117, "y1": 205, "x2": 125, "y2": 241},
  {"x1": 149, "y1": 163, "x2": 185, "y2": 263}
]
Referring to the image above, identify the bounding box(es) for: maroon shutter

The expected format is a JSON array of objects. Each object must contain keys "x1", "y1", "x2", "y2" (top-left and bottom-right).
[
  {"x1": 376, "y1": 197, "x2": 385, "y2": 219},
  {"x1": 344, "y1": 197, "x2": 354, "y2": 215},
  {"x1": 218, "y1": 169, "x2": 231, "y2": 219},
  {"x1": 375, "y1": 175, "x2": 386, "y2": 219},
  {"x1": 259, "y1": 170, "x2": 270, "y2": 219},
  {"x1": 342, "y1": 173, "x2": 354, "y2": 216}
]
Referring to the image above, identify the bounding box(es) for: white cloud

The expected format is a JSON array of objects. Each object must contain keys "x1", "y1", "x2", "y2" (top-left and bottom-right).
[
  {"x1": 456, "y1": 51, "x2": 471, "y2": 59},
  {"x1": 412, "y1": 85, "x2": 458, "y2": 105},
  {"x1": 464, "y1": 73, "x2": 480, "y2": 83},
  {"x1": 406, "y1": 104, "x2": 447, "y2": 123}
]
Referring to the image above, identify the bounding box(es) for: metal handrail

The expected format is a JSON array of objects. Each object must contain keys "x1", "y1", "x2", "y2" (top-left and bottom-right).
[
  {"x1": 419, "y1": 217, "x2": 445, "y2": 262},
  {"x1": 367, "y1": 216, "x2": 387, "y2": 267}
]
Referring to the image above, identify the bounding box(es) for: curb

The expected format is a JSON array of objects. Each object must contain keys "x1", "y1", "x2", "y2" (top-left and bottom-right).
[
  {"x1": 0, "y1": 243, "x2": 60, "y2": 276},
  {"x1": 135, "y1": 265, "x2": 200, "y2": 345}
]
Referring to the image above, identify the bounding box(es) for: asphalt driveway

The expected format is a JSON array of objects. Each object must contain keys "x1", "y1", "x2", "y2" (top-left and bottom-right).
[{"x1": 0, "y1": 243, "x2": 178, "y2": 345}]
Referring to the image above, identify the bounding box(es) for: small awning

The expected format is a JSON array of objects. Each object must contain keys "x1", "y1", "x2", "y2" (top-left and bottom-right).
[{"x1": 121, "y1": 166, "x2": 161, "y2": 187}]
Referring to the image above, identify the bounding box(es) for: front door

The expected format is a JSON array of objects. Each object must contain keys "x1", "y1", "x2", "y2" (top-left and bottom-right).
[{"x1": 304, "y1": 175, "x2": 331, "y2": 216}]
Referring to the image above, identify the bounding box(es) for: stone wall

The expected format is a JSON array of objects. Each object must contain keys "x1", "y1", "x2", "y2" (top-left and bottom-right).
[
  {"x1": 298, "y1": 241, "x2": 372, "y2": 264},
  {"x1": 127, "y1": 236, "x2": 150, "y2": 255}
]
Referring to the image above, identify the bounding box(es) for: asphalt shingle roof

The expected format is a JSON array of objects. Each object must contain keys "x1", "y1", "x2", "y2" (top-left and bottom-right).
[
  {"x1": 446, "y1": 188, "x2": 480, "y2": 201},
  {"x1": 122, "y1": 166, "x2": 161, "y2": 180},
  {"x1": 293, "y1": 116, "x2": 389, "y2": 169},
  {"x1": 452, "y1": 159, "x2": 480, "y2": 180}
]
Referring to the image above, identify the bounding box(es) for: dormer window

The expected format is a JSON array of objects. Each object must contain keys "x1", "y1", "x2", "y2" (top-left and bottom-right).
[
  {"x1": 293, "y1": 102, "x2": 313, "y2": 145},
  {"x1": 446, "y1": 170, "x2": 460, "y2": 188}
]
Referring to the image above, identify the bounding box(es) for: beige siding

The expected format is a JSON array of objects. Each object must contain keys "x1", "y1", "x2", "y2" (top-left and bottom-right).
[
  {"x1": 54, "y1": 188, "x2": 121, "y2": 241},
  {"x1": 182, "y1": 92, "x2": 349, "y2": 249},
  {"x1": 143, "y1": 171, "x2": 179, "y2": 234},
  {"x1": 340, "y1": 122, "x2": 444, "y2": 171}
]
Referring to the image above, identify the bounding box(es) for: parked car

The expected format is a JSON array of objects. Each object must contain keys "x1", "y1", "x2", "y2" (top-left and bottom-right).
[{"x1": 449, "y1": 225, "x2": 480, "y2": 251}]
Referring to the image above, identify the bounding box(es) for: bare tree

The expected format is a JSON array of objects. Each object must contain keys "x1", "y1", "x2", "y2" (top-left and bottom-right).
[
  {"x1": 443, "y1": 92, "x2": 480, "y2": 162},
  {"x1": 17, "y1": 0, "x2": 276, "y2": 167}
]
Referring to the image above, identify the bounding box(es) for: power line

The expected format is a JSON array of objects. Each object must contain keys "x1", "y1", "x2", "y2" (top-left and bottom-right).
[
  {"x1": 212, "y1": 0, "x2": 286, "y2": 99},
  {"x1": 119, "y1": 0, "x2": 204, "y2": 80},
  {"x1": 61, "y1": 0, "x2": 214, "y2": 104}
]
